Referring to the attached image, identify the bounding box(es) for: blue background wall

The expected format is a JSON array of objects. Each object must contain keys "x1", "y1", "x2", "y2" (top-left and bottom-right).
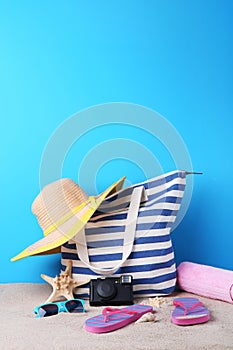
[{"x1": 1, "y1": 0, "x2": 233, "y2": 282}]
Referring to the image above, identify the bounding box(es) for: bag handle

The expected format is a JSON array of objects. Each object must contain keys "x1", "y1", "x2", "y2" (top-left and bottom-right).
[{"x1": 75, "y1": 186, "x2": 146, "y2": 275}]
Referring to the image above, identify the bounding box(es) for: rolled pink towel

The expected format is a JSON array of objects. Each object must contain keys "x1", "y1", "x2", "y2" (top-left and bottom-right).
[{"x1": 177, "y1": 261, "x2": 233, "y2": 304}]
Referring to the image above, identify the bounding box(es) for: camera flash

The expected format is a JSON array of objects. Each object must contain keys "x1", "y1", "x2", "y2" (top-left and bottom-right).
[{"x1": 121, "y1": 275, "x2": 132, "y2": 284}]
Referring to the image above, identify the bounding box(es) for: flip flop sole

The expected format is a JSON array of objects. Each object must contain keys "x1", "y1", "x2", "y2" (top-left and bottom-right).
[
  {"x1": 172, "y1": 313, "x2": 210, "y2": 325},
  {"x1": 85, "y1": 304, "x2": 153, "y2": 333}
]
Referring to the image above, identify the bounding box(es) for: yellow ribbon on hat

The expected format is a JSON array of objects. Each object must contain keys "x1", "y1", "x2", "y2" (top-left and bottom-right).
[{"x1": 43, "y1": 196, "x2": 97, "y2": 237}]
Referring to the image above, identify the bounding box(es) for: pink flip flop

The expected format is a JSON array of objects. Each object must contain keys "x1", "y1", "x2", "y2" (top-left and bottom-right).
[
  {"x1": 172, "y1": 297, "x2": 210, "y2": 326},
  {"x1": 85, "y1": 304, "x2": 153, "y2": 333}
]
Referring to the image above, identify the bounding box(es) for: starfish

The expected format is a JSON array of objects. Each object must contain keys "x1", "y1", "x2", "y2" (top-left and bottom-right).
[{"x1": 41, "y1": 260, "x2": 90, "y2": 303}]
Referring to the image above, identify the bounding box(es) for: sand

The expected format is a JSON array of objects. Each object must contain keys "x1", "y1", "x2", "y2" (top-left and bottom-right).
[{"x1": 0, "y1": 283, "x2": 232, "y2": 350}]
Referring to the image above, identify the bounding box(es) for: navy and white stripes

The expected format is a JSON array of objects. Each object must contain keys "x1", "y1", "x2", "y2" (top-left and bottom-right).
[{"x1": 61, "y1": 170, "x2": 186, "y2": 298}]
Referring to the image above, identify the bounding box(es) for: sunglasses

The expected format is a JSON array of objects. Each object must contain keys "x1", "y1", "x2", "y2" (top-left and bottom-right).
[{"x1": 34, "y1": 299, "x2": 85, "y2": 318}]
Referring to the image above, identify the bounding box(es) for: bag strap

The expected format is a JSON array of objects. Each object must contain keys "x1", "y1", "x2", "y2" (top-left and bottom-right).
[{"x1": 75, "y1": 186, "x2": 146, "y2": 275}]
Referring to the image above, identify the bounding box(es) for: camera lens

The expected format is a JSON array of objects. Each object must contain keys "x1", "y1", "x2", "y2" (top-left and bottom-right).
[{"x1": 96, "y1": 280, "x2": 117, "y2": 300}]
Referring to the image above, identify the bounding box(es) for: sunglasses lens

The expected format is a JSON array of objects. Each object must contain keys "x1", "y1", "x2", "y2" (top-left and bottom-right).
[
  {"x1": 38, "y1": 304, "x2": 59, "y2": 317},
  {"x1": 66, "y1": 300, "x2": 84, "y2": 313}
]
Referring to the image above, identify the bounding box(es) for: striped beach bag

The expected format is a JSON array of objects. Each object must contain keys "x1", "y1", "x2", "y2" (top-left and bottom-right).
[{"x1": 61, "y1": 170, "x2": 186, "y2": 298}]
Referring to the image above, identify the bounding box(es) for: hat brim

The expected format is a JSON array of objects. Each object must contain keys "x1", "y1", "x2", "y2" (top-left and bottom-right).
[{"x1": 11, "y1": 176, "x2": 125, "y2": 262}]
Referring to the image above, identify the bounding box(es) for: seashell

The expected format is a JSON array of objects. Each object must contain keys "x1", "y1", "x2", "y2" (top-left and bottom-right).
[
  {"x1": 148, "y1": 296, "x2": 168, "y2": 308},
  {"x1": 135, "y1": 312, "x2": 157, "y2": 324}
]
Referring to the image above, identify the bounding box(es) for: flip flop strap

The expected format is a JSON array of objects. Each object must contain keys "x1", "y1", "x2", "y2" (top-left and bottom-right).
[
  {"x1": 173, "y1": 300, "x2": 204, "y2": 316},
  {"x1": 102, "y1": 307, "x2": 138, "y2": 323}
]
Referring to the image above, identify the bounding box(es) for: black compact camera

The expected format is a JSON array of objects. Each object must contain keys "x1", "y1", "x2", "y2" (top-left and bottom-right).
[{"x1": 89, "y1": 275, "x2": 133, "y2": 306}]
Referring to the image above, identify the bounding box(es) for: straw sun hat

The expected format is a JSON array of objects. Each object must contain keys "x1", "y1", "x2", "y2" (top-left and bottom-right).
[{"x1": 11, "y1": 176, "x2": 125, "y2": 261}]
